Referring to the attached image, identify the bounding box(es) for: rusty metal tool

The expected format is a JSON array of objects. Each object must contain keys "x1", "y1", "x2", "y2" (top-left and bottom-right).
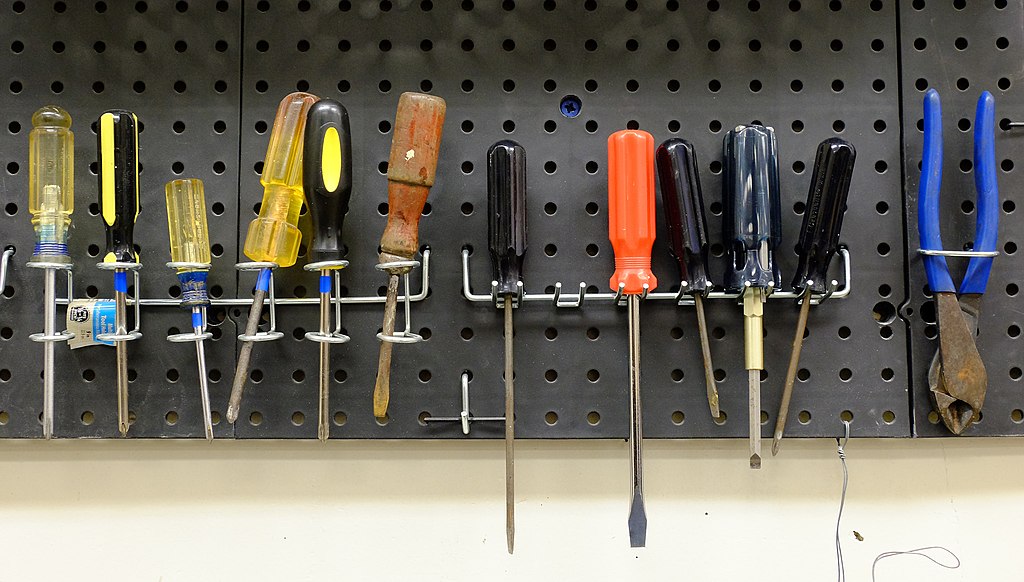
[
  {"x1": 656, "y1": 138, "x2": 719, "y2": 418},
  {"x1": 772, "y1": 138, "x2": 856, "y2": 455},
  {"x1": 723, "y1": 124, "x2": 782, "y2": 469},
  {"x1": 373, "y1": 92, "x2": 446, "y2": 420},
  {"x1": 920, "y1": 89, "x2": 998, "y2": 434}
]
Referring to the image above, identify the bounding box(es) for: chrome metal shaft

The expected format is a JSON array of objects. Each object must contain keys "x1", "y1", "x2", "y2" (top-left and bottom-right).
[
  {"x1": 42, "y1": 267, "x2": 56, "y2": 440},
  {"x1": 504, "y1": 296, "x2": 515, "y2": 554},
  {"x1": 772, "y1": 291, "x2": 812, "y2": 456},
  {"x1": 115, "y1": 273, "x2": 129, "y2": 437},
  {"x1": 626, "y1": 294, "x2": 647, "y2": 548},
  {"x1": 193, "y1": 307, "x2": 213, "y2": 442},
  {"x1": 694, "y1": 294, "x2": 720, "y2": 418},
  {"x1": 318, "y1": 268, "x2": 331, "y2": 442}
]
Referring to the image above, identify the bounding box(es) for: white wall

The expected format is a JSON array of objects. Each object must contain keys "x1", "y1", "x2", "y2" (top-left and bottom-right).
[{"x1": 0, "y1": 438, "x2": 1015, "y2": 581}]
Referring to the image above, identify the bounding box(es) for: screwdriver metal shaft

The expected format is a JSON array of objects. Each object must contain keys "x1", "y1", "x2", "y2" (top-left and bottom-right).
[
  {"x1": 504, "y1": 296, "x2": 515, "y2": 554},
  {"x1": 373, "y1": 273, "x2": 400, "y2": 418},
  {"x1": 42, "y1": 268, "x2": 56, "y2": 438},
  {"x1": 318, "y1": 269, "x2": 331, "y2": 441},
  {"x1": 627, "y1": 293, "x2": 647, "y2": 547},
  {"x1": 115, "y1": 273, "x2": 129, "y2": 436},
  {"x1": 228, "y1": 283, "x2": 266, "y2": 423},
  {"x1": 744, "y1": 288, "x2": 764, "y2": 469},
  {"x1": 192, "y1": 306, "x2": 214, "y2": 440},
  {"x1": 772, "y1": 292, "x2": 810, "y2": 456}
]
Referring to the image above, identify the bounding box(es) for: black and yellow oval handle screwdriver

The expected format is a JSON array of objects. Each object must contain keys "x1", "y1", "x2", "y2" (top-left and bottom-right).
[
  {"x1": 303, "y1": 99, "x2": 353, "y2": 442},
  {"x1": 97, "y1": 109, "x2": 141, "y2": 437}
]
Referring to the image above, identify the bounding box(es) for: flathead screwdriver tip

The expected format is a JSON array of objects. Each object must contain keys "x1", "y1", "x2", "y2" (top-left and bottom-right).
[
  {"x1": 750, "y1": 454, "x2": 761, "y2": 469},
  {"x1": 771, "y1": 433, "x2": 782, "y2": 457},
  {"x1": 627, "y1": 488, "x2": 647, "y2": 548}
]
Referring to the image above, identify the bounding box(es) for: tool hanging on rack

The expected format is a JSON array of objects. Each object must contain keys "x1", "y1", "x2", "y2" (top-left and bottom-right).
[
  {"x1": 228, "y1": 91, "x2": 319, "y2": 424},
  {"x1": 655, "y1": 138, "x2": 719, "y2": 419},
  {"x1": 919, "y1": 89, "x2": 998, "y2": 435},
  {"x1": 723, "y1": 124, "x2": 782, "y2": 469},
  {"x1": 164, "y1": 178, "x2": 215, "y2": 441},
  {"x1": 302, "y1": 98, "x2": 353, "y2": 442},
  {"x1": 373, "y1": 92, "x2": 446, "y2": 421},
  {"x1": 486, "y1": 139, "x2": 527, "y2": 554},
  {"x1": 97, "y1": 109, "x2": 142, "y2": 437},
  {"x1": 772, "y1": 138, "x2": 856, "y2": 455},
  {"x1": 27, "y1": 105, "x2": 75, "y2": 440},
  {"x1": 608, "y1": 129, "x2": 657, "y2": 548}
]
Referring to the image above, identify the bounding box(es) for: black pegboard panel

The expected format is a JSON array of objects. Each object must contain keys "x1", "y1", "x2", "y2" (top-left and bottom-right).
[{"x1": 900, "y1": 0, "x2": 1024, "y2": 436}]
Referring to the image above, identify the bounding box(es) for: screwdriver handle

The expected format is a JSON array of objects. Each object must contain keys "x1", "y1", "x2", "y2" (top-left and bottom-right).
[
  {"x1": 723, "y1": 124, "x2": 781, "y2": 291},
  {"x1": 380, "y1": 92, "x2": 447, "y2": 262},
  {"x1": 656, "y1": 138, "x2": 710, "y2": 295},
  {"x1": 608, "y1": 130, "x2": 658, "y2": 295},
  {"x1": 303, "y1": 99, "x2": 353, "y2": 263},
  {"x1": 487, "y1": 140, "x2": 528, "y2": 297},
  {"x1": 791, "y1": 138, "x2": 856, "y2": 294},
  {"x1": 97, "y1": 110, "x2": 140, "y2": 263},
  {"x1": 165, "y1": 178, "x2": 211, "y2": 308}
]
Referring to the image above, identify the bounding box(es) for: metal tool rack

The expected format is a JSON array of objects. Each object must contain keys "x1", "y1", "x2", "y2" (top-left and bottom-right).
[{"x1": 0, "y1": 0, "x2": 1015, "y2": 439}]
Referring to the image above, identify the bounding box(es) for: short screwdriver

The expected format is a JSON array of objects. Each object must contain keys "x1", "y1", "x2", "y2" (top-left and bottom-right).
[
  {"x1": 228, "y1": 92, "x2": 319, "y2": 424},
  {"x1": 656, "y1": 138, "x2": 719, "y2": 418},
  {"x1": 165, "y1": 178, "x2": 215, "y2": 441},
  {"x1": 772, "y1": 138, "x2": 855, "y2": 455},
  {"x1": 98, "y1": 109, "x2": 141, "y2": 437},
  {"x1": 723, "y1": 124, "x2": 782, "y2": 469},
  {"x1": 373, "y1": 92, "x2": 446, "y2": 420},
  {"x1": 608, "y1": 129, "x2": 657, "y2": 548},
  {"x1": 27, "y1": 106, "x2": 74, "y2": 440},
  {"x1": 302, "y1": 98, "x2": 353, "y2": 442},
  {"x1": 487, "y1": 139, "x2": 527, "y2": 554}
]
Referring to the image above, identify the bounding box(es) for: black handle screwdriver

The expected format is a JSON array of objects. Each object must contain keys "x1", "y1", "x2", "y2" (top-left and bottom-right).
[
  {"x1": 487, "y1": 139, "x2": 527, "y2": 554},
  {"x1": 656, "y1": 139, "x2": 719, "y2": 419},
  {"x1": 772, "y1": 138, "x2": 855, "y2": 455},
  {"x1": 723, "y1": 124, "x2": 782, "y2": 469},
  {"x1": 303, "y1": 99, "x2": 353, "y2": 442}
]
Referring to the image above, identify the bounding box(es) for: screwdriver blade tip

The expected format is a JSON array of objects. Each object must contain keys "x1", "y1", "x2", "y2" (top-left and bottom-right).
[
  {"x1": 225, "y1": 407, "x2": 239, "y2": 424},
  {"x1": 771, "y1": 435, "x2": 782, "y2": 456},
  {"x1": 750, "y1": 454, "x2": 762, "y2": 469},
  {"x1": 627, "y1": 490, "x2": 647, "y2": 548}
]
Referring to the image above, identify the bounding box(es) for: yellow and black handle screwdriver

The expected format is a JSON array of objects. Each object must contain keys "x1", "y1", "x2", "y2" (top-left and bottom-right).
[
  {"x1": 302, "y1": 98, "x2": 353, "y2": 442},
  {"x1": 486, "y1": 139, "x2": 527, "y2": 554},
  {"x1": 772, "y1": 138, "x2": 855, "y2": 455},
  {"x1": 723, "y1": 124, "x2": 781, "y2": 469},
  {"x1": 228, "y1": 92, "x2": 319, "y2": 424},
  {"x1": 656, "y1": 139, "x2": 719, "y2": 419},
  {"x1": 97, "y1": 109, "x2": 141, "y2": 437},
  {"x1": 373, "y1": 92, "x2": 446, "y2": 420}
]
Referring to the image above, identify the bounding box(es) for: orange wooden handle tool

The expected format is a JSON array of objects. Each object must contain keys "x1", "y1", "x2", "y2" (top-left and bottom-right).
[{"x1": 608, "y1": 129, "x2": 658, "y2": 295}]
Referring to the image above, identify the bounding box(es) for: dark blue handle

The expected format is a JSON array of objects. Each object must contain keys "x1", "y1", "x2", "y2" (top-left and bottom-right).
[
  {"x1": 960, "y1": 91, "x2": 998, "y2": 295},
  {"x1": 918, "y1": 89, "x2": 955, "y2": 293}
]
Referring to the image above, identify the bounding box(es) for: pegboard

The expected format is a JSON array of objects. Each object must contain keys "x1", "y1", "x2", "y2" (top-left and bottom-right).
[{"x1": 0, "y1": 0, "x2": 926, "y2": 440}]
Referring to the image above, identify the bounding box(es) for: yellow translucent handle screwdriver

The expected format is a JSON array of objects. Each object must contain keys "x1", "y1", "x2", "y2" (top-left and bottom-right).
[
  {"x1": 228, "y1": 92, "x2": 319, "y2": 424},
  {"x1": 166, "y1": 178, "x2": 214, "y2": 441}
]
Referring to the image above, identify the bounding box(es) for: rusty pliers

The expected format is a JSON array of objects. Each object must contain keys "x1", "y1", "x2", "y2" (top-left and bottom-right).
[{"x1": 919, "y1": 89, "x2": 998, "y2": 434}]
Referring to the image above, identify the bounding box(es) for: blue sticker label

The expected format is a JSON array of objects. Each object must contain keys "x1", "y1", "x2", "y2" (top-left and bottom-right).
[
  {"x1": 191, "y1": 310, "x2": 204, "y2": 329},
  {"x1": 113, "y1": 271, "x2": 128, "y2": 293},
  {"x1": 320, "y1": 274, "x2": 331, "y2": 294},
  {"x1": 255, "y1": 268, "x2": 272, "y2": 293}
]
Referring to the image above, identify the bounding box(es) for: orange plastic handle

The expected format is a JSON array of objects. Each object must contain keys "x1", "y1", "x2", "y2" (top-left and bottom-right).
[{"x1": 608, "y1": 129, "x2": 658, "y2": 295}]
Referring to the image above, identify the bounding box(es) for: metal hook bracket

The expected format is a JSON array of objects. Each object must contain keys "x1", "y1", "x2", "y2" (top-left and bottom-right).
[
  {"x1": 375, "y1": 259, "x2": 424, "y2": 345},
  {"x1": 303, "y1": 260, "x2": 351, "y2": 344},
  {"x1": 421, "y1": 372, "x2": 505, "y2": 435},
  {"x1": 164, "y1": 262, "x2": 213, "y2": 343},
  {"x1": 94, "y1": 261, "x2": 143, "y2": 342},
  {"x1": 235, "y1": 261, "x2": 283, "y2": 342}
]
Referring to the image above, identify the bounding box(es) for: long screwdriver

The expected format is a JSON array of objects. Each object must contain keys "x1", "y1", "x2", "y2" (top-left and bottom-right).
[
  {"x1": 98, "y1": 109, "x2": 141, "y2": 437},
  {"x1": 28, "y1": 106, "x2": 74, "y2": 440},
  {"x1": 656, "y1": 138, "x2": 719, "y2": 418},
  {"x1": 302, "y1": 99, "x2": 353, "y2": 442},
  {"x1": 373, "y1": 92, "x2": 446, "y2": 420},
  {"x1": 165, "y1": 178, "x2": 215, "y2": 441},
  {"x1": 772, "y1": 138, "x2": 855, "y2": 455},
  {"x1": 486, "y1": 139, "x2": 527, "y2": 554},
  {"x1": 608, "y1": 129, "x2": 657, "y2": 548},
  {"x1": 228, "y1": 92, "x2": 319, "y2": 424},
  {"x1": 723, "y1": 124, "x2": 781, "y2": 469}
]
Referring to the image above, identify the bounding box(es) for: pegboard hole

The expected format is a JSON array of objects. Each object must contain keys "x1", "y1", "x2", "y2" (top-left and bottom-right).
[
  {"x1": 544, "y1": 327, "x2": 557, "y2": 340},
  {"x1": 873, "y1": 301, "x2": 896, "y2": 324},
  {"x1": 291, "y1": 411, "x2": 305, "y2": 426},
  {"x1": 587, "y1": 411, "x2": 601, "y2": 426},
  {"x1": 545, "y1": 411, "x2": 558, "y2": 425},
  {"x1": 334, "y1": 370, "x2": 348, "y2": 383},
  {"x1": 670, "y1": 411, "x2": 685, "y2": 426},
  {"x1": 997, "y1": 36, "x2": 1010, "y2": 50},
  {"x1": 545, "y1": 370, "x2": 557, "y2": 382},
  {"x1": 166, "y1": 369, "x2": 179, "y2": 383},
  {"x1": 878, "y1": 284, "x2": 891, "y2": 297},
  {"x1": 713, "y1": 411, "x2": 727, "y2": 425},
  {"x1": 882, "y1": 411, "x2": 896, "y2": 424},
  {"x1": 1011, "y1": 367, "x2": 1023, "y2": 380},
  {"x1": 418, "y1": 370, "x2": 431, "y2": 383},
  {"x1": 587, "y1": 327, "x2": 600, "y2": 340},
  {"x1": 713, "y1": 369, "x2": 726, "y2": 382},
  {"x1": 0, "y1": 411, "x2": 8, "y2": 425},
  {"x1": 797, "y1": 368, "x2": 810, "y2": 382},
  {"x1": 840, "y1": 410, "x2": 854, "y2": 422},
  {"x1": 249, "y1": 411, "x2": 263, "y2": 426},
  {"x1": 1008, "y1": 283, "x2": 1019, "y2": 297},
  {"x1": 81, "y1": 411, "x2": 94, "y2": 426},
  {"x1": 671, "y1": 369, "x2": 684, "y2": 382},
  {"x1": 164, "y1": 411, "x2": 178, "y2": 426},
  {"x1": 544, "y1": 244, "x2": 557, "y2": 257},
  {"x1": 1013, "y1": 410, "x2": 1024, "y2": 423},
  {"x1": 586, "y1": 369, "x2": 600, "y2": 382},
  {"x1": 1008, "y1": 325, "x2": 1020, "y2": 338},
  {"x1": 250, "y1": 369, "x2": 263, "y2": 383},
  {"x1": 928, "y1": 410, "x2": 940, "y2": 424},
  {"x1": 798, "y1": 410, "x2": 811, "y2": 424},
  {"x1": 839, "y1": 368, "x2": 853, "y2": 382},
  {"x1": 586, "y1": 202, "x2": 599, "y2": 215},
  {"x1": 586, "y1": 244, "x2": 599, "y2": 257},
  {"x1": 877, "y1": 242, "x2": 890, "y2": 256}
]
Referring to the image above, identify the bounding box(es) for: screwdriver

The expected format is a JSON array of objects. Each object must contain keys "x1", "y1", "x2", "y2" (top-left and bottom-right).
[
  {"x1": 98, "y1": 109, "x2": 141, "y2": 437},
  {"x1": 228, "y1": 92, "x2": 319, "y2": 424},
  {"x1": 608, "y1": 129, "x2": 657, "y2": 548},
  {"x1": 723, "y1": 124, "x2": 782, "y2": 469},
  {"x1": 655, "y1": 138, "x2": 719, "y2": 418},
  {"x1": 165, "y1": 178, "x2": 215, "y2": 441},
  {"x1": 772, "y1": 138, "x2": 855, "y2": 455},
  {"x1": 486, "y1": 139, "x2": 527, "y2": 554},
  {"x1": 373, "y1": 92, "x2": 446, "y2": 420},
  {"x1": 302, "y1": 98, "x2": 353, "y2": 442},
  {"x1": 28, "y1": 106, "x2": 74, "y2": 440}
]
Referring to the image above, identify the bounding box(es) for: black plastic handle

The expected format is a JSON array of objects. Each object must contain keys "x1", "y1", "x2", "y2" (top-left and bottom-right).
[
  {"x1": 656, "y1": 138, "x2": 710, "y2": 295},
  {"x1": 487, "y1": 140, "x2": 527, "y2": 297},
  {"x1": 97, "y1": 110, "x2": 140, "y2": 263},
  {"x1": 791, "y1": 138, "x2": 856, "y2": 294},
  {"x1": 722, "y1": 124, "x2": 782, "y2": 291},
  {"x1": 303, "y1": 99, "x2": 353, "y2": 263}
]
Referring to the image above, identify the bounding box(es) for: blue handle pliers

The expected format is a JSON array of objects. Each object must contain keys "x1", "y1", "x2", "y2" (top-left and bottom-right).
[{"x1": 919, "y1": 88, "x2": 998, "y2": 434}]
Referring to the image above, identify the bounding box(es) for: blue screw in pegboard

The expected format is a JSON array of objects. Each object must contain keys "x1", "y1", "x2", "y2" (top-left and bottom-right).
[{"x1": 560, "y1": 95, "x2": 582, "y2": 118}]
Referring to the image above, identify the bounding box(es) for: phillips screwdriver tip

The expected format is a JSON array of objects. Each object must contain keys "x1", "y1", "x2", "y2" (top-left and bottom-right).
[{"x1": 750, "y1": 454, "x2": 761, "y2": 469}]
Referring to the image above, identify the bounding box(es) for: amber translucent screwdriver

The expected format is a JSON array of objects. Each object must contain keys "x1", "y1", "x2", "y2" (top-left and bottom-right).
[
  {"x1": 486, "y1": 140, "x2": 526, "y2": 554},
  {"x1": 608, "y1": 129, "x2": 657, "y2": 548},
  {"x1": 98, "y1": 110, "x2": 141, "y2": 437},
  {"x1": 656, "y1": 139, "x2": 719, "y2": 418},
  {"x1": 228, "y1": 92, "x2": 319, "y2": 423},
  {"x1": 723, "y1": 124, "x2": 782, "y2": 469},
  {"x1": 772, "y1": 138, "x2": 855, "y2": 455},
  {"x1": 373, "y1": 92, "x2": 446, "y2": 420},
  {"x1": 302, "y1": 99, "x2": 353, "y2": 442}
]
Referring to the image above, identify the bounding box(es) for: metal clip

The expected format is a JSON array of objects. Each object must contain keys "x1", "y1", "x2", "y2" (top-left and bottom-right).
[
  {"x1": 375, "y1": 259, "x2": 423, "y2": 344},
  {"x1": 94, "y1": 261, "x2": 143, "y2": 342},
  {"x1": 303, "y1": 260, "x2": 351, "y2": 344},
  {"x1": 27, "y1": 261, "x2": 76, "y2": 343},
  {"x1": 917, "y1": 248, "x2": 1000, "y2": 258},
  {"x1": 0, "y1": 246, "x2": 14, "y2": 296},
  {"x1": 421, "y1": 372, "x2": 505, "y2": 435},
  {"x1": 235, "y1": 261, "x2": 283, "y2": 342}
]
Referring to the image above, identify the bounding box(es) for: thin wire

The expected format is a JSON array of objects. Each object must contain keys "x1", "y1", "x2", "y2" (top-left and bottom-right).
[
  {"x1": 871, "y1": 547, "x2": 960, "y2": 581},
  {"x1": 835, "y1": 420, "x2": 850, "y2": 582}
]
